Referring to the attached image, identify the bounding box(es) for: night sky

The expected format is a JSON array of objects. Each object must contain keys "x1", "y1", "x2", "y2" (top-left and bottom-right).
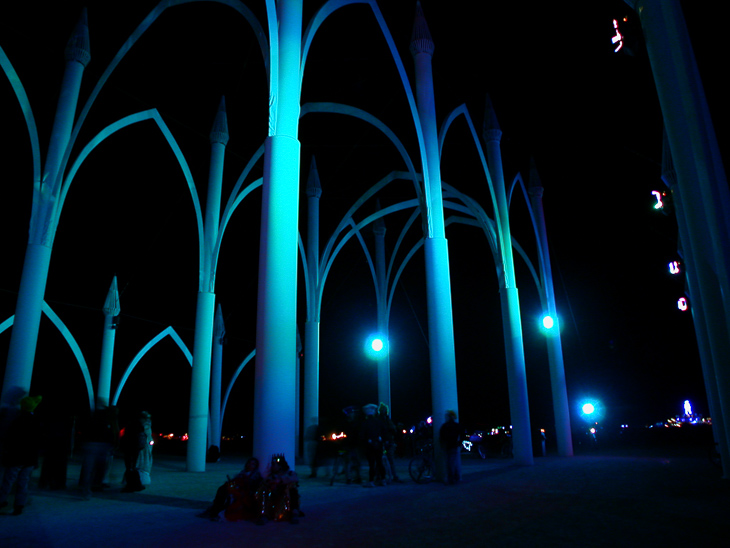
[{"x1": 1, "y1": 1, "x2": 724, "y2": 440}]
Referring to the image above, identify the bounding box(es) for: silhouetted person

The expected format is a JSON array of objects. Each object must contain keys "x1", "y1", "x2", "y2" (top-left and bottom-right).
[
  {"x1": 359, "y1": 403, "x2": 385, "y2": 487},
  {"x1": 0, "y1": 395, "x2": 44, "y2": 515},
  {"x1": 439, "y1": 410, "x2": 461, "y2": 485},
  {"x1": 78, "y1": 406, "x2": 117, "y2": 498},
  {"x1": 378, "y1": 402, "x2": 403, "y2": 483},
  {"x1": 136, "y1": 411, "x2": 153, "y2": 486},
  {"x1": 120, "y1": 411, "x2": 147, "y2": 492}
]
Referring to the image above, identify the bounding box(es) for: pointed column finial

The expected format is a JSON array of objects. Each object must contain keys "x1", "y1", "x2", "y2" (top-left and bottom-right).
[
  {"x1": 306, "y1": 157, "x2": 322, "y2": 199},
  {"x1": 210, "y1": 97, "x2": 229, "y2": 146},
  {"x1": 482, "y1": 94, "x2": 502, "y2": 144},
  {"x1": 214, "y1": 303, "x2": 226, "y2": 343},
  {"x1": 410, "y1": 2, "x2": 435, "y2": 57},
  {"x1": 527, "y1": 157, "x2": 544, "y2": 198},
  {"x1": 103, "y1": 275, "x2": 120, "y2": 317},
  {"x1": 65, "y1": 8, "x2": 91, "y2": 67}
]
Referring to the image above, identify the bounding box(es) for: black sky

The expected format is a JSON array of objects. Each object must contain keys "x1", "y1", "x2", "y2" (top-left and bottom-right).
[{"x1": 1, "y1": 1, "x2": 724, "y2": 437}]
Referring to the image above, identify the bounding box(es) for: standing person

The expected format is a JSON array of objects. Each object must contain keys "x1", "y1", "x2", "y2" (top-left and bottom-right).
[
  {"x1": 359, "y1": 403, "x2": 385, "y2": 487},
  {"x1": 340, "y1": 406, "x2": 362, "y2": 484},
  {"x1": 378, "y1": 403, "x2": 403, "y2": 483},
  {"x1": 78, "y1": 406, "x2": 117, "y2": 498},
  {"x1": 439, "y1": 410, "x2": 462, "y2": 485},
  {"x1": 136, "y1": 411, "x2": 153, "y2": 486},
  {"x1": 0, "y1": 395, "x2": 44, "y2": 515},
  {"x1": 120, "y1": 411, "x2": 146, "y2": 493}
]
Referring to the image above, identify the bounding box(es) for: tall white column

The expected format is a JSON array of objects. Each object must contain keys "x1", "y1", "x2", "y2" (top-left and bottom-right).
[
  {"x1": 1, "y1": 13, "x2": 90, "y2": 407},
  {"x1": 187, "y1": 99, "x2": 227, "y2": 472},
  {"x1": 411, "y1": 4, "x2": 460, "y2": 481},
  {"x1": 628, "y1": 0, "x2": 730, "y2": 477},
  {"x1": 484, "y1": 98, "x2": 533, "y2": 466},
  {"x1": 97, "y1": 276, "x2": 120, "y2": 409},
  {"x1": 373, "y1": 213, "x2": 391, "y2": 412},
  {"x1": 303, "y1": 158, "x2": 321, "y2": 444},
  {"x1": 528, "y1": 167, "x2": 573, "y2": 457},
  {"x1": 253, "y1": 0, "x2": 303, "y2": 469}
]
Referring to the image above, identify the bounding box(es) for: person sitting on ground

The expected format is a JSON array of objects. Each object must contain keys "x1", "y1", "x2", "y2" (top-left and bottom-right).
[
  {"x1": 197, "y1": 457, "x2": 262, "y2": 522},
  {"x1": 258, "y1": 454, "x2": 303, "y2": 524}
]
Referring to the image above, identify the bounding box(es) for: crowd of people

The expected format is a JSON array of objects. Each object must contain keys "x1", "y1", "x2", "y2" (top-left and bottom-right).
[{"x1": 0, "y1": 390, "x2": 155, "y2": 514}]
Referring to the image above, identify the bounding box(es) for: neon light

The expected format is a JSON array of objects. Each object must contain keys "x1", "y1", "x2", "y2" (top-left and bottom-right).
[
  {"x1": 542, "y1": 315, "x2": 554, "y2": 329},
  {"x1": 371, "y1": 338, "x2": 384, "y2": 352},
  {"x1": 684, "y1": 400, "x2": 692, "y2": 416},
  {"x1": 669, "y1": 261, "x2": 681, "y2": 274},
  {"x1": 582, "y1": 403, "x2": 595, "y2": 415},
  {"x1": 677, "y1": 297, "x2": 688, "y2": 311},
  {"x1": 612, "y1": 19, "x2": 624, "y2": 53},
  {"x1": 652, "y1": 190, "x2": 664, "y2": 209}
]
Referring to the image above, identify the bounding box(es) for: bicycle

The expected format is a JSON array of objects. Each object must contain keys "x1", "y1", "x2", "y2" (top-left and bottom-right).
[{"x1": 408, "y1": 440, "x2": 434, "y2": 484}]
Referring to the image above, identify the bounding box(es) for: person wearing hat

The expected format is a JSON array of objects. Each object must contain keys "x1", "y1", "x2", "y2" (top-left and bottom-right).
[{"x1": 0, "y1": 395, "x2": 44, "y2": 515}]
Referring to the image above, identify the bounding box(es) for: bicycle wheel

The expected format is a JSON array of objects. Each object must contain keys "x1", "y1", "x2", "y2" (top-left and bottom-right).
[{"x1": 408, "y1": 456, "x2": 434, "y2": 484}]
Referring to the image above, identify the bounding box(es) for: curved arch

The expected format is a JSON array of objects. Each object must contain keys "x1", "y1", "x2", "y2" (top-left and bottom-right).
[
  {"x1": 65, "y1": 0, "x2": 269, "y2": 179},
  {"x1": 300, "y1": 0, "x2": 435, "y2": 234},
  {"x1": 112, "y1": 326, "x2": 192, "y2": 406},
  {"x1": 438, "y1": 104, "x2": 500, "y2": 228},
  {"x1": 41, "y1": 302, "x2": 94, "y2": 412},
  {"x1": 0, "y1": 45, "x2": 41, "y2": 188},
  {"x1": 220, "y1": 348, "x2": 256, "y2": 435},
  {"x1": 1, "y1": 304, "x2": 94, "y2": 413},
  {"x1": 58, "y1": 109, "x2": 204, "y2": 265}
]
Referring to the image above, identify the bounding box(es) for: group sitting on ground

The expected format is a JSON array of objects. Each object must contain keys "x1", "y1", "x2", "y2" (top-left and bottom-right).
[{"x1": 197, "y1": 454, "x2": 303, "y2": 524}]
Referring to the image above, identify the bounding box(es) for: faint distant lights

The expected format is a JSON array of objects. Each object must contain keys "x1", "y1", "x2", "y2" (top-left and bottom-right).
[
  {"x1": 669, "y1": 261, "x2": 681, "y2": 275},
  {"x1": 677, "y1": 297, "x2": 689, "y2": 312}
]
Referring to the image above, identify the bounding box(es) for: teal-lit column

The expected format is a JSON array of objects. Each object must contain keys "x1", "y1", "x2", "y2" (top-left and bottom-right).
[
  {"x1": 303, "y1": 158, "x2": 321, "y2": 442},
  {"x1": 662, "y1": 143, "x2": 730, "y2": 478},
  {"x1": 97, "y1": 276, "x2": 120, "y2": 409},
  {"x1": 373, "y1": 213, "x2": 391, "y2": 412},
  {"x1": 411, "y1": 4, "x2": 460, "y2": 481},
  {"x1": 528, "y1": 165, "x2": 573, "y2": 457},
  {"x1": 209, "y1": 303, "x2": 225, "y2": 455},
  {"x1": 484, "y1": 99, "x2": 533, "y2": 466},
  {"x1": 628, "y1": 0, "x2": 730, "y2": 477},
  {"x1": 1, "y1": 13, "x2": 90, "y2": 407},
  {"x1": 253, "y1": 0, "x2": 302, "y2": 468},
  {"x1": 187, "y1": 99, "x2": 227, "y2": 472}
]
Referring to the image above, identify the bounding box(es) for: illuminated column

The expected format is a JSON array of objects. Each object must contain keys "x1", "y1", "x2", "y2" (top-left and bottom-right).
[
  {"x1": 303, "y1": 158, "x2": 321, "y2": 443},
  {"x1": 628, "y1": 0, "x2": 730, "y2": 476},
  {"x1": 483, "y1": 98, "x2": 533, "y2": 466},
  {"x1": 1, "y1": 12, "x2": 90, "y2": 407},
  {"x1": 187, "y1": 98, "x2": 227, "y2": 472},
  {"x1": 411, "y1": 4, "x2": 460, "y2": 481},
  {"x1": 208, "y1": 303, "x2": 225, "y2": 455},
  {"x1": 662, "y1": 143, "x2": 730, "y2": 477},
  {"x1": 373, "y1": 211, "x2": 391, "y2": 412},
  {"x1": 97, "y1": 276, "x2": 120, "y2": 409},
  {"x1": 253, "y1": 0, "x2": 302, "y2": 467},
  {"x1": 528, "y1": 163, "x2": 573, "y2": 457}
]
